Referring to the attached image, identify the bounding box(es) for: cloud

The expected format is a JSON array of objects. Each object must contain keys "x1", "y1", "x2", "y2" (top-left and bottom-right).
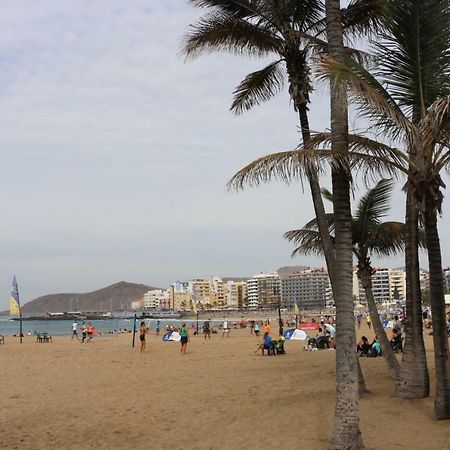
[{"x1": 0, "y1": 1, "x2": 445, "y2": 308}]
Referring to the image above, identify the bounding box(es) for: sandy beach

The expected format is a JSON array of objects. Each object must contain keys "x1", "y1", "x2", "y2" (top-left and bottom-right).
[{"x1": 1, "y1": 327, "x2": 448, "y2": 450}]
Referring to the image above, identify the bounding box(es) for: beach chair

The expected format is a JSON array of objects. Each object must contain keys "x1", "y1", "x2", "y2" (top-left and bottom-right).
[{"x1": 0, "y1": 335, "x2": 4, "y2": 344}]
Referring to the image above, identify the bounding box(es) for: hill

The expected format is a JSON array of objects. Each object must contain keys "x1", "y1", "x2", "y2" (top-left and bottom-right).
[{"x1": 21, "y1": 281, "x2": 158, "y2": 315}]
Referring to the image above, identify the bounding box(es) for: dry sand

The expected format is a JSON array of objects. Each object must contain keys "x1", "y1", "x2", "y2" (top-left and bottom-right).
[{"x1": 1, "y1": 327, "x2": 448, "y2": 450}]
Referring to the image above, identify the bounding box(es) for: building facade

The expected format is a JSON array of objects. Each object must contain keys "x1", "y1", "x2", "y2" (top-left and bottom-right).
[
  {"x1": 280, "y1": 267, "x2": 332, "y2": 310},
  {"x1": 246, "y1": 273, "x2": 281, "y2": 308}
]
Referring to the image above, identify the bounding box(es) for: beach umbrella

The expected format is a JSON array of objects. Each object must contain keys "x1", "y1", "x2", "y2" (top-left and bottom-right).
[
  {"x1": 283, "y1": 328, "x2": 308, "y2": 340},
  {"x1": 162, "y1": 331, "x2": 173, "y2": 341},
  {"x1": 168, "y1": 331, "x2": 181, "y2": 342}
]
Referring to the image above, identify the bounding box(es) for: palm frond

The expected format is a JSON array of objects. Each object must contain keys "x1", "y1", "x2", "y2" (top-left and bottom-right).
[
  {"x1": 354, "y1": 179, "x2": 394, "y2": 233},
  {"x1": 231, "y1": 61, "x2": 285, "y2": 114},
  {"x1": 283, "y1": 228, "x2": 332, "y2": 257},
  {"x1": 182, "y1": 11, "x2": 282, "y2": 59},
  {"x1": 188, "y1": 0, "x2": 254, "y2": 16},
  {"x1": 421, "y1": 94, "x2": 450, "y2": 147},
  {"x1": 300, "y1": 213, "x2": 335, "y2": 231},
  {"x1": 367, "y1": 221, "x2": 406, "y2": 256},
  {"x1": 375, "y1": 0, "x2": 450, "y2": 117},
  {"x1": 341, "y1": 0, "x2": 386, "y2": 38},
  {"x1": 315, "y1": 56, "x2": 413, "y2": 142},
  {"x1": 320, "y1": 187, "x2": 333, "y2": 203},
  {"x1": 227, "y1": 148, "x2": 330, "y2": 190}
]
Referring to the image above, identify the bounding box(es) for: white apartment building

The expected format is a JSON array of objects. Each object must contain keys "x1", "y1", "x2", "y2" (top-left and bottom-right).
[
  {"x1": 280, "y1": 267, "x2": 332, "y2": 310},
  {"x1": 246, "y1": 273, "x2": 281, "y2": 308},
  {"x1": 354, "y1": 268, "x2": 406, "y2": 304},
  {"x1": 143, "y1": 289, "x2": 170, "y2": 309}
]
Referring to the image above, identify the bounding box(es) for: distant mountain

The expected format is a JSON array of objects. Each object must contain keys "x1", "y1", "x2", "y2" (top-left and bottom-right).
[
  {"x1": 21, "y1": 281, "x2": 159, "y2": 315},
  {"x1": 277, "y1": 266, "x2": 314, "y2": 277}
]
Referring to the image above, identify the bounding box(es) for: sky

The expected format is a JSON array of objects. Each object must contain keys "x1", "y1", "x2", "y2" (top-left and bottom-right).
[{"x1": 0, "y1": 0, "x2": 448, "y2": 309}]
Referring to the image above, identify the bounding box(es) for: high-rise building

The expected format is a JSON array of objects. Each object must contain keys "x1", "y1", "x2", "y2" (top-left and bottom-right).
[
  {"x1": 246, "y1": 273, "x2": 281, "y2": 308},
  {"x1": 279, "y1": 267, "x2": 332, "y2": 310},
  {"x1": 354, "y1": 268, "x2": 406, "y2": 304},
  {"x1": 227, "y1": 281, "x2": 247, "y2": 309}
]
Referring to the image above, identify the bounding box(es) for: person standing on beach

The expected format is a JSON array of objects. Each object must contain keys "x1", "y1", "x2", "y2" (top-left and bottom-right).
[
  {"x1": 222, "y1": 320, "x2": 230, "y2": 338},
  {"x1": 155, "y1": 320, "x2": 160, "y2": 336},
  {"x1": 203, "y1": 320, "x2": 211, "y2": 340},
  {"x1": 81, "y1": 322, "x2": 87, "y2": 343},
  {"x1": 139, "y1": 321, "x2": 148, "y2": 352},
  {"x1": 366, "y1": 314, "x2": 372, "y2": 329},
  {"x1": 71, "y1": 321, "x2": 79, "y2": 340},
  {"x1": 264, "y1": 321, "x2": 271, "y2": 335},
  {"x1": 180, "y1": 323, "x2": 189, "y2": 354},
  {"x1": 254, "y1": 322, "x2": 260, "y2": 340}
]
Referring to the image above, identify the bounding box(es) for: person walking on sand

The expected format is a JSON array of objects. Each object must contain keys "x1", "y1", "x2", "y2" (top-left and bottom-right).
[
  {"x1": 180, "y1": 323, "x2": 189, "y2": 354},
  {"x1": 366, "y1": 314, "x2": 372, "y2": 329},
  {"x1": 71, "y1": 321, "x2": 79, "y2": 340},
  {"x1": 87, "y1": 322, "x2": 94, "y2": 342},
  {"x1": 254, "y1": 322, "x2": 260, "y2": 339},
  {"x1": 264, "y1": 321, "x2": 271, "y2": 334},
  {"x1": 139, "y1": 321, "x2": 148, "y2": 352}
]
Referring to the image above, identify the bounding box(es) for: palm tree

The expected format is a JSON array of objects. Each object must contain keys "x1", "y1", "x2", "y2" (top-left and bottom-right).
[
  {"x1": 183, "y1": 2, "x2": 381, "y2": 445},
  {"x1": 285, "y1": 179, "x2": 413, "y2": 382},
  {"x1": 183, "y1": 0, "x2": 338, "y2": 282},
  {"x1": 183, "y1": 0, "x2": 382, "y2": 289},
  {"x1": 323, "y1": 1, "x2": 363, "y2": 447},
  {"x1": 228, "y1": 0, "x2": 450, "y2": 414}
]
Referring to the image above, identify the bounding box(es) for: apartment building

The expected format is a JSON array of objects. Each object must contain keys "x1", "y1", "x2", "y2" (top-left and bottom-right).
[
  {"x1": 354, "y1": 268, "x2": 406, "y2": 304},
  {"x1": 143, "y1": 289, "x2": 170, "y2": 309},
  {"x1": 227, "y1": 281, "x2": 247, "y2": 309},
  {"x1": 246, "y1": 273, "x2": 281, "y2": 308},
  {"x1": 280, "y1": 267, "x2": 332, "y2": 310}
]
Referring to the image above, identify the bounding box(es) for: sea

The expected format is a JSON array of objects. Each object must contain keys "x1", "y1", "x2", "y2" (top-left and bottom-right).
[{"x1": 0, "y1": 316, "x2": 259, "y2": 337}]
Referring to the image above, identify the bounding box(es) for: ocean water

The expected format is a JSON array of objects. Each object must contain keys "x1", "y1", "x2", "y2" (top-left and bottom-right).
[{"x1": 0, "y1": 317, "x2": 254, "y2": 337}]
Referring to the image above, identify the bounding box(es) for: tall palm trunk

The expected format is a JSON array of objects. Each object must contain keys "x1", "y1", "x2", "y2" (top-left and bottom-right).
[
  {"x1": 358, "y1": 266, "x2": 401, "y2": 381},
  {"x1": 398, "y1": 187, "x2": 430, "y2": 398},
  {"x1": 423, "y1": 199, "x2": 450, "y2": 418},
  {"x1": 326, "y1": 1, "x2": 362, "y2": 448},
  {"x1": 298, "y1": 103, "x2": 337, "y2": 285},
  {"x1": 298, "y1": 102, "x2": 369, "y2": 394}
]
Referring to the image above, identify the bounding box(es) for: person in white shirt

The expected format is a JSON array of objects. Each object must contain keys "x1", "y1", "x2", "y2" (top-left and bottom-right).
[{"x1": 71, "y1": 321, "x2": 78, "y2": 340}]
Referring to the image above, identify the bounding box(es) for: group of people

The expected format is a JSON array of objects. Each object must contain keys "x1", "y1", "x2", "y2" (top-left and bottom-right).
[{"x1": 71, "y1": 321, "x2": 96, "y2": 343}]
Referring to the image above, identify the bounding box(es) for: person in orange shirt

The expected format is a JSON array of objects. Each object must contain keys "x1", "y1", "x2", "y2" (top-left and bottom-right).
[{"x1": 264, "y1": 321, "x2": 271, "y2": 334}]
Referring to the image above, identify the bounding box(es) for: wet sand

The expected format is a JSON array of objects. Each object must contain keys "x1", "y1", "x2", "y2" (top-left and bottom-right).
[{"x1": 0, "y1": 327, "x2": 447, "y2": 450}]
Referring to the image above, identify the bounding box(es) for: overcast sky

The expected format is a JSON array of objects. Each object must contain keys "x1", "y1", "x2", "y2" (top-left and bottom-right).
[{"x1": 0, "y1": 1, "x2": 448, "y2": 309}]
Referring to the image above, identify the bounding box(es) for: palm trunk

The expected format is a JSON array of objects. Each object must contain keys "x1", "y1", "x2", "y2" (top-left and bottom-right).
[
  {"x1": 326, "y1": 1, "x2": 362, "y2": 448},
  {"x1": 298, "y1": 104, "x2": 337, "y2": 285},
  {"x1": 359, "y1": 268, "x2": 401, "y2": 381},
  {"x1": 397, "y1": 187, "x2": 429, "y2": 398},
  {"x1": 424, "y1": 201, "x2": 450, "y2": 418},
  {"x1": 298, "y1": 103, "x2": 369, "y2": 394}
]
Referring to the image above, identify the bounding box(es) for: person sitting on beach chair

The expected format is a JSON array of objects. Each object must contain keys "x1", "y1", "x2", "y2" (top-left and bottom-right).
[
  {"x1": 255, "y1": 332, "x2": 274, "y2": 356},
  {"x1": 315, "y1": 327, "x2": 330, "y2": 350},
  {"x1": 357, "y1": 336, "x2": 371, "y2": 356},
  {"x1": 273, "y1": 334, "x2": 286, "y2": 355},
  {"x1": 367, "y1": 337, "x2": 382, "y2": 357},
  {"x1": 390, "y1": 328, "x2": 403, "y2": 353}
]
